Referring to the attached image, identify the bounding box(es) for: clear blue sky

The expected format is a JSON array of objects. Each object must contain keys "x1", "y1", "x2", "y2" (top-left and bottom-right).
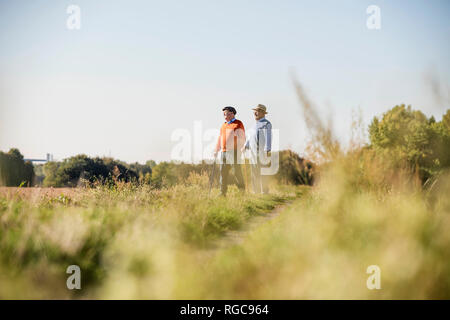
[{"x1": 1, "y1": 0, "x2": 449, "y2": 163}]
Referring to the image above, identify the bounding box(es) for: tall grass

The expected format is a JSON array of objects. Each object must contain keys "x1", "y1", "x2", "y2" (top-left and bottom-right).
[
  {"x1": 186, "y1": 169, "x2": 450, "y2": 299},
  {"x1": 168, "y1": 78, "x2": 450, "y2": 299},
  {"x1": 0, "y1": 173, "x2": 299, "y2": 299}
]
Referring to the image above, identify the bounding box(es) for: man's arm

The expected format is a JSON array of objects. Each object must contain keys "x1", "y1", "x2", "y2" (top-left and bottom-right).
[
  {"x1": 264, "y1": 122, "x2": 272, "y2": 153},
  {"x1": 242, "y1": 126, "x2": 249, "y2": 152},
  {"x1": 236, "y1": 122, "x2": 246, "y2": 150}
]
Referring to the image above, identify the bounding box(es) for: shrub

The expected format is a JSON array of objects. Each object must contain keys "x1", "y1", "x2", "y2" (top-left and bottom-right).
[
  {"x1": 369, "y1": 105, "x2": 450, "y2": 182},
  {"x1": 275, "y1": 150, "x2": 314, "y2": 185},
  {"x1": 43, "y1": 155, "x2": 138, "y2": 187},
  {"x1": 0, "y1": 148, "x2": 34, "y2": 187}
]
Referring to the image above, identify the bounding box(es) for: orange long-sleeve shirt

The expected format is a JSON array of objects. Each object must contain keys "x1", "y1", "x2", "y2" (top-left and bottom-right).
[{"x1": 215, "y1": 119, "x2": 246, "y2": 152}]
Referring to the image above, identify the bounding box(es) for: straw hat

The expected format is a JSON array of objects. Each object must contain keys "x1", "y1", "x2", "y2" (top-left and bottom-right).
[{"x1": 252, "y1": 104, "x2": 268, "y2": 114}]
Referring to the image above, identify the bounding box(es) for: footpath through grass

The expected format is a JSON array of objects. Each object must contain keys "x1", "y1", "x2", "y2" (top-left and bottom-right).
[
  {"x1": 3, "y1": 170, "x2": 447, "y2": 299},
  {"x1": 177, "y1": 170, "x2": 450, "y2": 299},
  {"x1": 0, "y1": 174, "x2": 303, "y2": 299}
]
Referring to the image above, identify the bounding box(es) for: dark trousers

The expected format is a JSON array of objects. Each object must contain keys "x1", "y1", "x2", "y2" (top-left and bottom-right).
[{"x1": 219, "y1": 151, "x2": 245, "y2": 195}]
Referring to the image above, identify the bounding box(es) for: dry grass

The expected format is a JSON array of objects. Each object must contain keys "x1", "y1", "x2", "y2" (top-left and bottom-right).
[
  {"x1": 0, "y1": 187, "x2": 84, "y2": 200},
  {"x1": 0, "y1": 176, "x2": 301, "y2": 299}
]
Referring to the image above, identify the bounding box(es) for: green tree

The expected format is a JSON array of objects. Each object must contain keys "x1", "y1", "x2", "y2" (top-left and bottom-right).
[
  {"x1": 43, "y1": 155, "x2": 138, "y2": 187},
  {"x1": 42, "y1": 161, "x2": 61, "y2": 187},
  {"x1": 128, "y1": 162, "x2": 152, "y2": 183},
  {"x1": 151, "y1": 162, "x2": 177, "y2": 188},
  {"x1": 146, "y1": 160, "x2": 157, "y2": 169},
  {"x1": 442, "y1": 109, "x2": 450, "y2": 130},
  {"x1": 0, "y1": 148, "x2": 34, "y2": 186},
  {"x1": 369, "y1": 105, "x2": 450, "y2": 182}
]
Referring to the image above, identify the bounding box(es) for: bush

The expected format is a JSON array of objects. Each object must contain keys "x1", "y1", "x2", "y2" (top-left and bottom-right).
[
  {"x1": 369, "y1": 105, "x2": 450, "y2": 183},
  {"x1": 275, "y1": 150, "x2": 314, "y2": 185},
  {"x1": 0, "y1": 148, "x2": 34, "y2": 187},
  {"x1": 43, "y1": 155, "x2": 138, "y2": 187}
]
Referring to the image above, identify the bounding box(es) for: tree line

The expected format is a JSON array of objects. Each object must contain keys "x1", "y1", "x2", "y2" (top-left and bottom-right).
[
  {"x1": 36, "y1": 151, "x2": 314, "y2": 188},
  {"x1": 3, "y1": 105, "x2": 448, "y2": 188},
  {"x1": 1, "y1": 149, "x2": 313, "y2": 188}
]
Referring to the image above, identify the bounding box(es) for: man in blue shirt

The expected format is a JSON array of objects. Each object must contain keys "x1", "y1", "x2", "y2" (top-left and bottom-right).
[{"x1": 243, "y1": 104, "x2": 272, "y2": 194}]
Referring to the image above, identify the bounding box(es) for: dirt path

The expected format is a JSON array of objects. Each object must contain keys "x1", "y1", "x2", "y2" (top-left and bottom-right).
[{"x1": 209, "y1": 200, "x2": 294, "y2": 252}]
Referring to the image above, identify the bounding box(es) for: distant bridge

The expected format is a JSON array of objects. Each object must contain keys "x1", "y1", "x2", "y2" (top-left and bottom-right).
[{"x1": 24, "y1": 153, "x2": 54, "y2": 163}]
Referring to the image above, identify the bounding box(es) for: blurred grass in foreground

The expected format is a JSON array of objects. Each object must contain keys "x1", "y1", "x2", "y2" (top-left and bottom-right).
[
  {"x1": 182, "y1": 167, "x2": 450, "y2": 299},
  {"x1": 2, "y1": 158, "x2": 448, "y2": 299},
  {"x1": 0, "y1": 175, "x2": 299, "y2": 299}
]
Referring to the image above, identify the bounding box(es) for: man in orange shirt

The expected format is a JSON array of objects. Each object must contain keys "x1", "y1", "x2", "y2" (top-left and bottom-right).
[{"x1": 214, "y1": 106, "x2": 246, "y2": 196}]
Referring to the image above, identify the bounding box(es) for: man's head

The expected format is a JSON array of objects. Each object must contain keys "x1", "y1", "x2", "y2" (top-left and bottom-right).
[
  {"x1": 222, "y1": 106, "x2": 237, "y2": 122},
  {"x1": 252, "y1": 104, "x2": 268, "y2": 120}
]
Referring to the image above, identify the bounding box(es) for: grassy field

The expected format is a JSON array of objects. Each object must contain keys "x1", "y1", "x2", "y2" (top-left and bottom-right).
[
  {"x1": 0, "y1": 174, "x2": 304, "y2": 299},
  {"x1": 187, "y1": 168, "x2": 450, "y2": 299},
  {"x1": 0, "y1": 187, "x2": 79, "y2": 199},
  {"x1": 1, "y1": 164, "x2": 449, "y2": 299}
]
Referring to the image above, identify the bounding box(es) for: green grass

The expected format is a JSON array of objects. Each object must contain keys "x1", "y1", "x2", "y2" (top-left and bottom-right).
[
  {"x1": 0, "y1": 174, "x2": 299, "y2": 298},
  {"x1": 176, "y1": 168, "x2": 450, "y2": 299},
  {"x1": 1, "y1": 167, "x2": 449, "y2": 299}
]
